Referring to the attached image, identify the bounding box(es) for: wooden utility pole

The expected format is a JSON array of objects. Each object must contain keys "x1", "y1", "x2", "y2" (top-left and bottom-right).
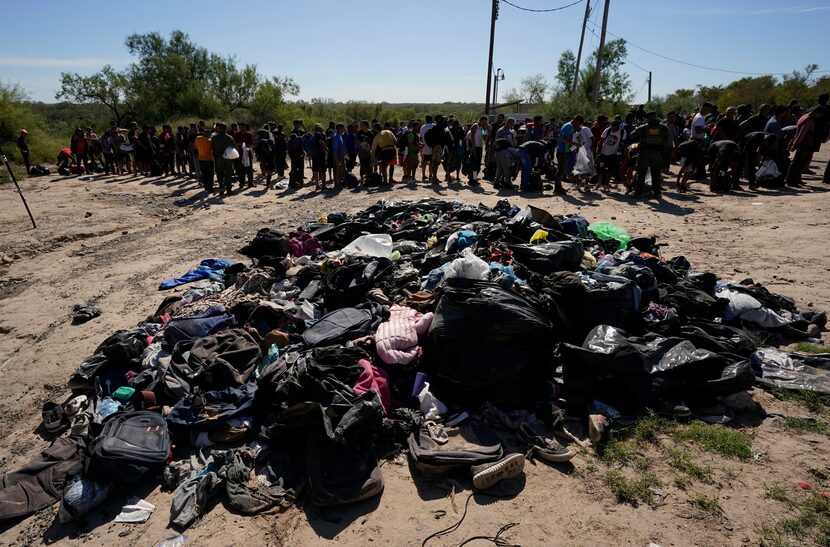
[
  {"x1": 648, "y1": 71, "x2": 652, "y2": 102},
  {"x1": 591, "y1": 0, "x2": 610, "y2": 107},
  {"x1": 572, "y1": 0, "x2": 590, "y2": 94},
  {"x1": 485, "y1": 0, "x2": 499, "y2": 114}
]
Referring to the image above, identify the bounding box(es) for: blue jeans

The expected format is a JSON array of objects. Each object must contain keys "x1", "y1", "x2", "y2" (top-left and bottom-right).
[{"x1": 518, "y1": 149, "x2": 533, "y2": 189}]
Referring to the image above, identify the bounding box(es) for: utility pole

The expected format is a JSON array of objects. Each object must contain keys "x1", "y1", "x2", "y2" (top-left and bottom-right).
[
  {"x1": 591, "y1": 0, "x2": 610, "y2": 107},
  {"x1": 647, "y1": 71, "x2": 652, "y2": 102},
  {"x1": 484, "y1": 0, "x2": 499, "y2": 115},
  {"x1": 572, "y1": 0, "x2": 590, "y2": 94}
]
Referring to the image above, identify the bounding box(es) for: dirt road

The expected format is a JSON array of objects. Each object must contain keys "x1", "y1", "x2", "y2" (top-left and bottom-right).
[{"x1": 0, "y1": 153, "x2": 829, "y2": 546}]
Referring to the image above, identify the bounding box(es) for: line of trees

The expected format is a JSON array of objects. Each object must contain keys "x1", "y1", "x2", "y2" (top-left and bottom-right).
[{"x1": 56, "y1": 30, "x2": 299, "y2": 126}]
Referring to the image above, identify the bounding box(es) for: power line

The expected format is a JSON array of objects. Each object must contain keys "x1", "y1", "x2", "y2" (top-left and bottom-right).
[
  {"x1": 501, "y1": 0, "x2": 583, "y2": 13},
  {"x1": 626, "y1": 58, "x2": 650, "y2": 73},
  {"x1": 586, "y1": 22, "x2": 829, "y2": 76},
  {"x1": 631, "y1": 76, "x2": 650, "y2": 103}
]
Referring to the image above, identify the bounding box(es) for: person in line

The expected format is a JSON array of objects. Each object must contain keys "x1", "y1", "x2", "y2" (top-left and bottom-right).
[
  {"x1": 629, "y1": 111, "x2": 672, "y2": 199},
  {"x1": 16, "y1": 129, "x2": 31, "y2": 174},
  {"x1": 554, "y1": 115, "x2": 583, "y2": 194},
  {"x1": 595, "y1": 120, "x2": 623, "y2": 191},
  {"x1": 787, "y1": 106, "x2": 828, "y2": 187},
  {"x1": 70, "y1": 128, "x2": 89, "y2": 174},
  {"x1": 466, "y1": 116, "x2": 490, "y2": 185},
  {"x1": 332, "y1": 123, "x2": 348, "y2": 187},
  {"x1": 403, "y1": 121, "x2": 421, "y2": 183},
  {"x1": 194, "y1": 128, "x2": 215, "y2": 192},
  {"x1": 371, "y1": 122, "x2": 398, "y2": 186},
  {"x1": 741, "y1": 131, "x2": 774, "y2": 189},
  {"x1": 211, "y1": 123, "x2": 236, "y2": 195},
  {"x1": 419, "y1": 115, "x2": 435, "y2": 182},
  {"x1": 286, "y1": 132, "x2": 305, "y2": 188},
  {"x1": 310, "y1": 124, "x2": 328, "y2": 191}
]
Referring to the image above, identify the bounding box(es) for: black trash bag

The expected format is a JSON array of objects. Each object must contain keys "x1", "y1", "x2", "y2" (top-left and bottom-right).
[
  {"x1": 658, "y1": 281, "x2": 726, "y2": 320},
  {"x1": 559, "y1": 325, "x2": 754, "y2": 415},
  {"x1": 752, "y1": 347, "x2": 830, "y2": 395},
  {"x1": 575, "y1": 272, "x2": 643, "y2": 339},
  {"x1": 323, "y1": 257, "x2": 393, "y2": 310},
  {"x1": 239, "y1": 228, "x2": 290, "y2": 260},
  {"x1": 507, "y1": 240, "x2": 584, "y2": 274},
  {"x1": 505, "y1": 205, "x2": 572, "y2": 241},
  {"x1": 679, "y1": 320, "x2": 757, "y2": 357},
  {"x1": 424, "y1": 278, "x2": 556, "y2": 409}
]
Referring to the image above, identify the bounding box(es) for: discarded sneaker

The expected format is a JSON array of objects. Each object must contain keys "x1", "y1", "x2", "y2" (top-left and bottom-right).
[
  {"x1": 42, "y1": 402, "x2": 66, "y2": 433},
  {"x1": 471, "y1": 453, "x2": 525, "y2": 490},
  {"x1": 519, "y1": 422, "x2": 575, "y2": 463}
]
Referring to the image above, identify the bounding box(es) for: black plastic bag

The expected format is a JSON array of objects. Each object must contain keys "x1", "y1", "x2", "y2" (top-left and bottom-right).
[
  {"x1": 507, "y1": 240, "x2": 584, "y2": 274},
  {"x1": 559, "y1": 325, "x2": 754, "y2": 414},
  {"x1": 425, "y1": 279, "x2": 556, "y2": 409}
]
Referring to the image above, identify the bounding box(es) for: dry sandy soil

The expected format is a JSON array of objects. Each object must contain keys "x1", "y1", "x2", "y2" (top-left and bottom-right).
[{"x1": 0, "y1": 151, "x2": 829, "y2": 547}]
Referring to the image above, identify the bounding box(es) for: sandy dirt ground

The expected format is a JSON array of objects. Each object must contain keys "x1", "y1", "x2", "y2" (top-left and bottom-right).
[{"x1": 0, "y1": 150, "x2": 829, "y2": 547}]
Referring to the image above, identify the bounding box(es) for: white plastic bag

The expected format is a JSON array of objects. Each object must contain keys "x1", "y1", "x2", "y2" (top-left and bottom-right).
[
  {"x1": 756, "y1": 159, "x2": 781, "y2": 181},
  {"x1": 444, "y1": 248, "x2": 489, "y2": 281},
  {"x1": 341, "y1": 234, "x2": 393, "y2": 257},
  {"x1": 418, "y1": 382, "x2": 447, "y2": 421},
  {"x1": 223, "y1": 146, "x2": 240, "y2": 160},
  {"x1": 572, "y1": 146, "x2": 596, "y2": 176}
]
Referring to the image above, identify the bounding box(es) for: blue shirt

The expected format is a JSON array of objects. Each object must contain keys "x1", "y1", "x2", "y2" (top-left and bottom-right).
[
  {"x1": 332, "y1": 133, "x2": 346, "y2": 159},
  {"x1": 557, "y1": 122, "x2": 575, "y2": 153}
]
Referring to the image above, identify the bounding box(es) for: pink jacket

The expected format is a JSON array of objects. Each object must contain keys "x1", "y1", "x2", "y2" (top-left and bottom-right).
[{"x1": 375, "y1": 305, "x2": 433, "y2": 366}]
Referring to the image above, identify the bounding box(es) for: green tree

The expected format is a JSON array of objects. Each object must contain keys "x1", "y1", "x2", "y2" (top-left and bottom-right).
[
  {"x1": 555, "y1": 50, "x2": 577, "y2": 91},
  {"x1": 521, "y1": 74, "x2": 549, "y2": 103},
  {"x1": 555, "y1": 38, "x2": 631, "y2": 104},
  {"x1": 57, "y1": 65, "x2": 134, "y2": 125}
]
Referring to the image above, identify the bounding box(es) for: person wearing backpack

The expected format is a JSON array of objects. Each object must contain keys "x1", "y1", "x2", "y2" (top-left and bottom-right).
[
  {"x1": 357, "y1": 121, "x2": 374, "y2": 183},
  {"x1": 287, "y1": 132, "x2": 305, "y2": 188},
  {"x1": 425, "y1": 115, "x2": 451, "y2": 184},
  {"x1": 309, "y1": 124, "x2": 328, "y2": 191},
  {"x1": 403, "y1": 121, "x2": 421, "y2": 183},
  {"x1": 419, "y1": 115, "x2": 435, "y2": 181}
]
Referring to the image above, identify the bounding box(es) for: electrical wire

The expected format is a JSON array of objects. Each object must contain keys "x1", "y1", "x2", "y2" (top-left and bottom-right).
[
  {"x1": 501, "y1": 0, "x2": 583, "y2": 13},
  {"x1": 631, "y1": 76, "x2": 650, "y2": 103},
  {"x1": 586, "y1": 22, "x2": 829, "y2": 76},
  {"x1": 421, "y1": 492, "x2": 520, "y2": 547}
]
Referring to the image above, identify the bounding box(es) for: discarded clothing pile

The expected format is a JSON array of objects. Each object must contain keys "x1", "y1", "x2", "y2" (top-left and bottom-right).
[{"x1": 14, "y1": 198, "x2": 826, "y2": 528}]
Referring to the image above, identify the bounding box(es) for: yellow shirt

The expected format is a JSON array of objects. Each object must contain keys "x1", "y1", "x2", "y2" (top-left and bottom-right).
[
  {"x1": 371, "y1": 130, "x2": 397, "y2": 152},
  {"x1": 194, "y1": 135, "x2": 213, "y2": 161}
]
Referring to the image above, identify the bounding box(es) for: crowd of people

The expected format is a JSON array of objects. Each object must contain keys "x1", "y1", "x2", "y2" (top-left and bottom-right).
[{"x1": 29, "y1": 92, "x2": 830, "y2": 199}]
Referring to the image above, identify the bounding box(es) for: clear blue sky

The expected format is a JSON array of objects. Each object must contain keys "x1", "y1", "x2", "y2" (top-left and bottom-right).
[{"x1": 1, "y1": 0, "x2": 828, "y2": 104}]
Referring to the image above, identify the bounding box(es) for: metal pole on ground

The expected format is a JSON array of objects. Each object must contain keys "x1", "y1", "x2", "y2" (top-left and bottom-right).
[{"x1": 0, "y1": 143, "x2": 36, "y2": 229}]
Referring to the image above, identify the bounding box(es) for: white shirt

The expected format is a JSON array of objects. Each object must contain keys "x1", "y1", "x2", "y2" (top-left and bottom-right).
[
  {"x1": 577, "y1": 126, "x2": 593, "y2": 151},
  {"x1": 600, "y1": 128, "x2": 623, "y2": 156},
  {"x1": 420, "y1": 123, "x2": 435, "y2": 154},
  {"x1": 691, "y1": 113, "x2": 706, "y2": 140}
]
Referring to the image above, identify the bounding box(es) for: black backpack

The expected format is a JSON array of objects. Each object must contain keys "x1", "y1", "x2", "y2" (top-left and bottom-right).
[
  {"x1": 86, "y1": 411, "x2": 171, "y2": 483},
  {"x1": 345, "y1": 172, "x2": 359, "y2": 189},
  {"x1": 396, "y1": 131, "x2": 409, "y2": 150},
  {"x1": 365, "y1": 172, "x2": 383, "y2": 187}
]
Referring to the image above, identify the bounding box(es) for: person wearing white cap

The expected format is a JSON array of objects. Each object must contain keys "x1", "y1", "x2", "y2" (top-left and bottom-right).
[{"x1": 17, "y1": 129, "x2": 31, "y2": 174}]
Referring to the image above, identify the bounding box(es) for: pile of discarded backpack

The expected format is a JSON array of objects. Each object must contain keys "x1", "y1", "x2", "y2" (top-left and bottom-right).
[{"x1": 4, "y1": 198, "x2": 827, "y2": 529}]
